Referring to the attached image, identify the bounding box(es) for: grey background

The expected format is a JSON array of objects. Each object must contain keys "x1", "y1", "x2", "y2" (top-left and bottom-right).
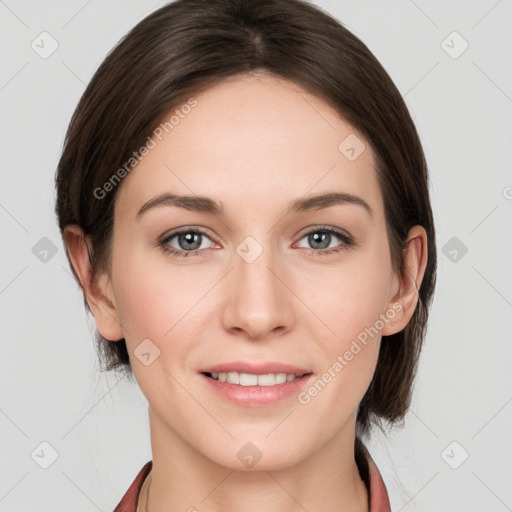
[{"x1": 1, "y1": 0, "x2": 512, "y2": 510}]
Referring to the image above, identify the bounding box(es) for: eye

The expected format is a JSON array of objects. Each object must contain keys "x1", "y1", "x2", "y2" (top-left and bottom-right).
[
  {"x1": 295, "y1": 226, "x2": 354, "y2": 255},
  {"x1": 159, "y1": 228, "x2": 216, "y2": 257},
  {"x1": 158, "y1": 225, "x2": 354, "y2": 258}
]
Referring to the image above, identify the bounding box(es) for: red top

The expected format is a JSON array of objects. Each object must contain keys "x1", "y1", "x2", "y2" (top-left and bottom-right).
[{"x1": 113, "y1": 455, "x2": 391, "y2": 511}]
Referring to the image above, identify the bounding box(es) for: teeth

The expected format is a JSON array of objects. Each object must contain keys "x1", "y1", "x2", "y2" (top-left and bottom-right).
[
  {"x1": 227, "y1": 372, "x2": 240, "y2": 384},
  {"x1": 240, "y1": 373, "x2": 258, "y2": 386},
  {"x1": 275, "y1": 373, "x2": 287, "y2": 384},
  {"x1": 210, "y1": 371, "x2": 302, "y2": 386},
  {"x1": 257, "y1": 374, "x2": 277, "y2": 386}
]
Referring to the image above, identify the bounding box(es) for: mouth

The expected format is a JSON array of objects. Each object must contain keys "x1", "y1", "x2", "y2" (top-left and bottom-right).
[
  {"x1": 202, "y1": 371, "x2": 312, "y2": 387},
  {"x1": 199, "y1": 362, "x2": 314, "y2": 406}
]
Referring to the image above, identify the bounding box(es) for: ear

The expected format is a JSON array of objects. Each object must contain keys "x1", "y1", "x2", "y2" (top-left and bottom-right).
[
  {"x1": 382, "y1": 225, "x2": 429, "y2": 336},
  {"x1": 62, "y1": 225, "x2": 124, "y2": 342}
]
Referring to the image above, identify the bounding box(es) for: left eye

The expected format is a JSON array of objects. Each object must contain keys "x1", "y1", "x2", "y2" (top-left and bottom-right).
[{"x1": 295, "y1": 228, "x2": 352, "y2": 252}]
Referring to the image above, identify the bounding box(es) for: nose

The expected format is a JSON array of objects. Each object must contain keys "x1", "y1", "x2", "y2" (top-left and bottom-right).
[{"x1": 220, "y1": 238, "x2": 295, "y2": 342}]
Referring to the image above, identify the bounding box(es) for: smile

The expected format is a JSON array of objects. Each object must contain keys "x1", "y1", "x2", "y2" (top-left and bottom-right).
[
  {"x1": 204, "y1": 371, "x2": 308, "y2": 386},
  {"x1": 201, "y1": 370, "x2": 313, "y2": 406}
]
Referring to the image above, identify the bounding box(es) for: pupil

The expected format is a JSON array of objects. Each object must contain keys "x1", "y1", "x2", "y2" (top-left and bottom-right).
[
  {"x1": 310, "y1": 231, "x2": 329, "y2": 249},
  {"x1": 180, "y1": 232, "x2": 201, "y2": 250}
]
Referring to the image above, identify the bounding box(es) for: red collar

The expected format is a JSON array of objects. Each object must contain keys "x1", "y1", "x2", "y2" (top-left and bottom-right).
[{"x1": 114, "y1": 457, "x2": 391, "y2": 511}]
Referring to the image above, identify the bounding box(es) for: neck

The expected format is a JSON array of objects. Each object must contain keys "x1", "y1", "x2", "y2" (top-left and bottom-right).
[{"x1": 142, "y1": 407, "x2": 369, "y2": 512}]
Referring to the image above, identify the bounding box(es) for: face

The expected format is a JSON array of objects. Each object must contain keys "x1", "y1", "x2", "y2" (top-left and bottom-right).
[{"x1": 106, "y1": 73, "x2": 400, "y2": 470}]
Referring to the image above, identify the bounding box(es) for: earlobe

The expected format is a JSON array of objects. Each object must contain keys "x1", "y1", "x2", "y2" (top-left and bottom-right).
[
  {"x1": 62, "y1": 225, "x2": 124, "y2": 341},
  {"x1": 382, "y1": 225, "x2": 428, "y2": 336}
]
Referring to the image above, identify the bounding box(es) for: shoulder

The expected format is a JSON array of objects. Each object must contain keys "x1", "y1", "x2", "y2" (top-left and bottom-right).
[
  {"x1": 113, "y1": 460, "x2": 153, "y2": 512},
  {"x1": 355, "y1": 437, "x2": 392, "y2": 512},
  {"x1": 368, "y1": 456, "x2": 392, "y2": 512}
]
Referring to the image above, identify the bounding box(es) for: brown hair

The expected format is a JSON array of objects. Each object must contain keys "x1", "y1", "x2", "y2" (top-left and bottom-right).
[{"x1": 55, "y1": 0, "x2": 437, "y2": 437}]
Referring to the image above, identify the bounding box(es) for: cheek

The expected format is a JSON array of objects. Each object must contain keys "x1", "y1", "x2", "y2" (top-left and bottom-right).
[
  {"x1": 298, "y1": 253, "x2": 393, "y2": 346},
  {"x1": 110, "y1": 245, "x2": 217, "y2": 349},
  {"x1": 294, "y1": 246, "x2": 392, "y2": 400},
  {"x1": 113, "y1": 272, "x2": 171, "y2": 342},
  {"x1": 296, "y1": 267, "x2": 387, "y2": 427},
  {"x1": 109, "y1": 237, "x2": 166, "y2": 338}
]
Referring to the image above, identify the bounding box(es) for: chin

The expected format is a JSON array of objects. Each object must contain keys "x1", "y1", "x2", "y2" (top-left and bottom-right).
[{"x1": 200, "y1": 434, "x2": 313, "y2": 473}]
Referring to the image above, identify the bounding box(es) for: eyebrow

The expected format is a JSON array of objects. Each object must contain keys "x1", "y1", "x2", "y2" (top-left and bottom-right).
[{"x1": 136, "y1": 191, "x2": 373, "y2": 219}]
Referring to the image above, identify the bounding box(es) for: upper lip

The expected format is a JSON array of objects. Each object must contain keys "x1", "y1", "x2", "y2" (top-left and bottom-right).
[{"x1": 200, "y1": 361, "x2": 312, "y2": 375}]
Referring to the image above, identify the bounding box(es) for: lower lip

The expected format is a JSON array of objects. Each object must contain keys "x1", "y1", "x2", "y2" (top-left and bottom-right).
[{"x1": 201, "y1": 373, "x2": 313, "y2": 406}]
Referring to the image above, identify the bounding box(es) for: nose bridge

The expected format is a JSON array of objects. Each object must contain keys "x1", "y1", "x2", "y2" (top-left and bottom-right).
[
  {"x1": 236, "y1": 234, "x2": 277, "y2": 293},
  {"x1": 222, "y1": 233, "x2": 293, "y2": 338}
]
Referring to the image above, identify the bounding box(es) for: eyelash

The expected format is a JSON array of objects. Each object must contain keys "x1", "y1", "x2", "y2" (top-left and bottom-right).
[{"x1": 158, "y1": 226, "x2": 354, "y2": 258}]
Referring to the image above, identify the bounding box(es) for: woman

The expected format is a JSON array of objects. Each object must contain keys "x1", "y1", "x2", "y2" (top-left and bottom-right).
[{"x1": 54, "y1": 0, "x2": 437, "y2": 510}]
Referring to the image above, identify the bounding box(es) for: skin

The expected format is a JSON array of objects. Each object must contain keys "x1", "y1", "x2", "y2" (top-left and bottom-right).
[{"x1": 64, "y1": 72, "x2": 428, "y2": 511}]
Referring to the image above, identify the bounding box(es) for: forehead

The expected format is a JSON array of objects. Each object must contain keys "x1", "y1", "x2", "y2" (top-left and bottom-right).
[{"x1": 114, "y1": 73, "x2": 383, "y2": 221}]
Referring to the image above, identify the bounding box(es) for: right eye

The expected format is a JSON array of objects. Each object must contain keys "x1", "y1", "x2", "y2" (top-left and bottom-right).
[{"x1": 159, "y1": 228, "x2": 217, "y2": 257}]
